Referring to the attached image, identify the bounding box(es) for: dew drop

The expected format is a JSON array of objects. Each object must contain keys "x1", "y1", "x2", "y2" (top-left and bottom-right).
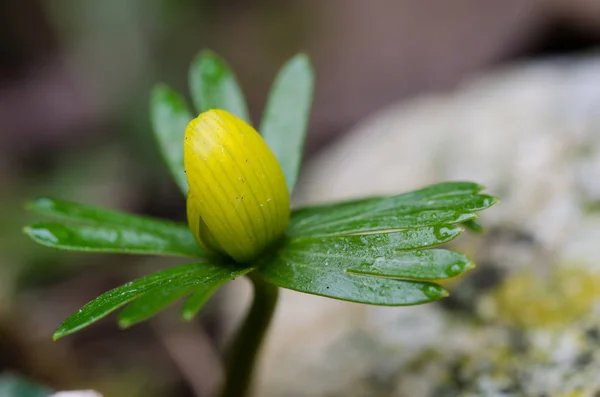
[
  {"x1": 422, "y1": 284, "x2": 446, "y2": 299},
  {"x1": 445, "y1": 263, "x2": 465, "y2": 277},
  {"x1": 373, "y1": 257, "x2": 385, "y2": 267}
]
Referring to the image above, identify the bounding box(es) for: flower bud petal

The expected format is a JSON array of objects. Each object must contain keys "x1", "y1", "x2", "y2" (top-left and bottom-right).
[{"x1": 184, "y1": 109, "x2": 290, "y2": 262}]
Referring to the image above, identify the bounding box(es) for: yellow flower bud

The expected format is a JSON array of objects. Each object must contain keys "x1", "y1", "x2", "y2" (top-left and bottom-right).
[{"x1": 184, "y1": 109, "x2": 290, "y2": 263}]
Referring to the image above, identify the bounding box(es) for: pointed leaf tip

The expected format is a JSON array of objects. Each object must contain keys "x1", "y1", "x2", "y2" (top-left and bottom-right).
[
  {"x1": 180, "y1": 283, "x2": 224, "y2": 321},
  {"x1": 423, "y1": 284, "x2": 449, "y2": 300},
  {"x1": 189, "y1": 49, "x2": 249, "y2": 122},
  {"x1": 24, "y1": 224, "x2": 60, "y2": 245},
  {"x1": 117, "y1": 318, "x2": 133, "y2": 329},
  {"x1": 26, "y1": 197, "x2": 54, "y2": 212}
]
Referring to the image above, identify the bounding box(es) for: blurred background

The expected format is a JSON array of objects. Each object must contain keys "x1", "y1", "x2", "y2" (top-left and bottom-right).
[{"x1": 2, "y1": 1, "x2": 600, "y2": 396}]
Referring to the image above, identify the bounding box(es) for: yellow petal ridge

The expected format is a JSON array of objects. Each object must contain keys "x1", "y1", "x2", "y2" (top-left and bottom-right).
[{"x1": 184, "y1": 109, "x2": 290, "y2": 262}]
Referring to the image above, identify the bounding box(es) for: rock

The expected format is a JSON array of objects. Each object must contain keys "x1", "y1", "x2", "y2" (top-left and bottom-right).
[{"x1": 256, "y1": 56, "x2": 600, "y2": 396}]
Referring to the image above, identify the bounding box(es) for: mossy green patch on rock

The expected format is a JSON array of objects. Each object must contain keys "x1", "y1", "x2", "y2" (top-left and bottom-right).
[{"x1": 484, "y1": 266, "x2": 600, "y2": 328}]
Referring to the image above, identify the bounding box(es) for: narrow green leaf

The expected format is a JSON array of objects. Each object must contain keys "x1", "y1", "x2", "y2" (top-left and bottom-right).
[
  {"x1": 344, "y1": 249, "x2": 471, "y2": 279},
  {"x1": 396, "y1": 181, "x2": 485, "y2": 199},
  {"x1": 28, "y1": 197, "x2": 186, "y2": 231},
  {"x1": 290, "y1": 181, "x2": 484, "y2": 226},
  {"x1": 260, "y1": 54, "x2": 314, "y2": 192},
  {"x1": 54, "y1": 263, "x2": 200, "y2": 340},
  {"x1": 24, "y1": 222, "x2": 204, "y2": 258},
  {"x1": 54, "y1": 262, "x2": 253, "y2": 339},
  {"x1": 181, "y1": 281, "x2": 229, "y2": 321},
  {"x1": 189, "y1": 50, "x2": 249, "y2": 122},
  {"x1": 278, "y1": 227, "x2": 470, "y2": 281},
  {"x1": 150, "y1": 84, "x2": 193, "y2": 194},
  {"x1": 289, "y1": 183, "x2": 497, "y2": 237},
  {"x1": 291, "y1": 224, "x2": 464, "y2": 251},
  {"x1": 292, "y1": 181, "x2": 483, "y2": 223},
  {"x1": 260, "y1": 257, "x2": 447, "y2": 306},
  {"x1": 118, "y1": 264, "x2": 252, "y2": 328},
  {"x1": 25, "y1": 197, "x2": 205, "y2": 257},
  {"x1": 463, "y1": 219, "x2": 484, "y2": 233},
  {"x1": 119, "y1": 285, "x2": 195, "y2": 328},
  {"x1": 292, "y1": 208, "x2": 478, "y2": 238}
]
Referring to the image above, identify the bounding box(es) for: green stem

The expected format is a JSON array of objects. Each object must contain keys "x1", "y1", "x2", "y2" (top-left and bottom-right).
[{"x1": 219, "y1": 271, "x2": 279, "y2": 397}]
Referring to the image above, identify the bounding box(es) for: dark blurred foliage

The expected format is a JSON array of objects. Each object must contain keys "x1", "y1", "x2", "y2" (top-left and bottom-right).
[{"x1": 0, "y1": 1, "x2": 599, "y2": 396}]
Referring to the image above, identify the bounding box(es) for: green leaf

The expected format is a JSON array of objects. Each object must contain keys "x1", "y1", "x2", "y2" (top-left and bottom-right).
[
  {"x1": 344, "y1": 248, "x2": 471, "y2": 279},
  {"x1": 260, "y1": 255, "x2": 448, "y2": 306},
  {"x1": 24, "y1": 222, "x2": 201, "y2": 258},
  {"x1": 268, "y1": 227, "x2": 470, "y2": 281},
  {"x1": 118, "y1": 285, "x2": 194, "y2": 328},
  {"x1": 25, "y1": 197, "x2": 205, "y2": 258},
  {"x1": 27, "y1": 197, "x2": 184, "y2": 230},
  {"x1": 0, "y1": 374, "x2": 51, "y2": 397},
  {"x1": 463, "y1": 219, "x2": 484, "y2": 233},
  {"x1": 289, "y1": 182, "x2": 497, "y2": 237},
  {"x1": 150, "y1": 84, "x2": 193, "y2": 194},
  {"x1": 181, "y1": 282, "x2": 226, "y2": 321},
  {"x1": 291, "y1": 181, "x2": 483, "y2": 224},
  {"x1": 291, "y1": 224, "x2": 464, "y2": 251},
  {"x1": 118, "y1": 264, "x2": 252, "y2": 328},
  {"x1": 260, "y1": 206, "x2": 484, "y2": 305},
  {"x1": 289, "y1": 181, "x2": 486, "y2": 224},
  {"x1": 53, "y1": 263, "x2": 196, "y2": 339},
  {"x1": 260, "y1": 182, "x2": 497, "y2": 305},
  {"x1": 189, "y1": 49, "x2": 250, "y2": 122},
  {"x1": 261, "y1": 54, "x2": 314, "y2": 193},
  {"x1": 54, "y1": 262, "x2": 253, "y2": 339}
]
